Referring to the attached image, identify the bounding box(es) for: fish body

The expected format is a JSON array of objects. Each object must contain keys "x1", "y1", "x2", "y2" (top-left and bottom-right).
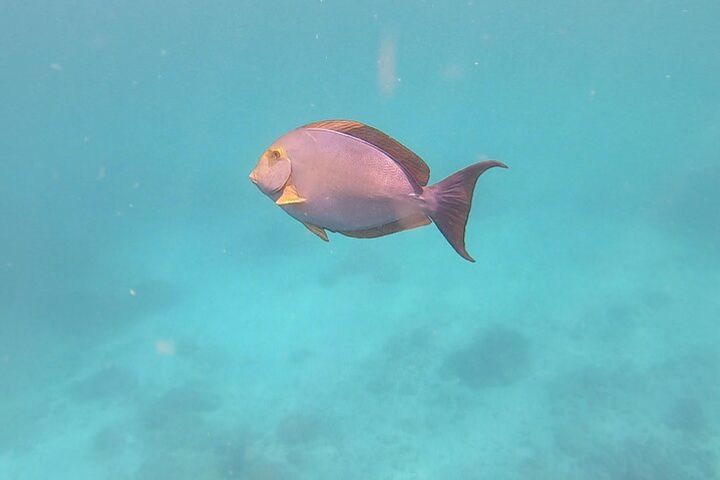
[{"x1": 249, "y1": 120, "x2": 506, "y2": 262}]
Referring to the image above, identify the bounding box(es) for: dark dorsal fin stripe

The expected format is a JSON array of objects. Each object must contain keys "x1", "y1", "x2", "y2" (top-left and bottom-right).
[{"x1": 302, "y1": 120, "x2": 431, "y2": 187}]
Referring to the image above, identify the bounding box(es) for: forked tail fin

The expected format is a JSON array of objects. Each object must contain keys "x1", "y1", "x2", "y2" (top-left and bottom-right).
[{"x1": 425, "y1": 160, "x2": 507, "y2": 262}]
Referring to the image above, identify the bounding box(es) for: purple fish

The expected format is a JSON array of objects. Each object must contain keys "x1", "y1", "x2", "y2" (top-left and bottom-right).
[{"x1": 249, "y1": 120, "x2": 507, "y2": 262}]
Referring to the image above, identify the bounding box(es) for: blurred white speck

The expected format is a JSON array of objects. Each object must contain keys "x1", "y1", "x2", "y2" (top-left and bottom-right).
[
  {"x1": 315, "y1": 33, "x2": 319, "y2": 40},
  {"x1": 97, "y1": 166, "x2": 106, "y2": 180},
  {"x1": 132, "y1": 180, "x2": 140, "y2": 189},
  {"x1": 83, "y1": 136, "x2": 90, "y2": 143},
  {"x1": 440, "y1": 63, "x2": 465, "y2": 81},
  {"x1": 378, "y1": 34, "x2": 398, "y2": 97},
  {"x1": 310, "y1": 102, "x2": 316, "y2": 108},
  {"x1": 157, "y1": 74, "x2": 163, "y2": 79},
  {"x1": 665, "y1": 74, "x2": 671, "y2": 79},
  {"x1": 128, "y1": 203, "x2": 134, "y2": 208},
  {"x1": 222, "y1": 248, "x2": 227, "y2": 254},
  {"x1": 397, "y1": 77, "x2": 402, "y2": 83},
  {"x1": 590, "y1": 89, "x2": 596, "y2": 97},
  {"x1": 129, "y1": 288, "x2": 137, "y2": 296},
  {"x1": 155, "y1": 339, "x2": 175, "y2": 356},
  {"x1": 474, "y1": 61, "x2": 479, "y2": 66},
  {"x1": 373, "y1": 13, "x2": 378, "y2": 20},
  {"x1": 49, "y1": 63, "x2": 62, "y2": 71},
  {"x1": 132, "y1": 80, "x2": 138, "y2": 86},
  {"x1": 160, "y1": 49, "x2": 168, "y2": 56}
]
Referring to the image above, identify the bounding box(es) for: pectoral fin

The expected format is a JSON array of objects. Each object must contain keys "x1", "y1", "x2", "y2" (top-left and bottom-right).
[
  {"x1": 275, "y1": 183, "x2": 306, "y2": 205},
  {"x1": 303, "y1": 223, "x2": 329, "y2": 242}
]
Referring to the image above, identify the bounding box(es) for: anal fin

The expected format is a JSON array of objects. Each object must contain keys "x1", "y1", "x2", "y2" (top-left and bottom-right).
[
  {"x1": 339, "y1": 213, "x2": 430, "y2": 239},
  {"x1": 303, "y1": 222, "x2": 329, "y2": 242},
  {"x1": 276, "y1": 183, "x2": 306, "y2": 205}
]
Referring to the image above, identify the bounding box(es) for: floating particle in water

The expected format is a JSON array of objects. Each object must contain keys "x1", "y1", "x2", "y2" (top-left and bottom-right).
[
  {"x1": 440, "y1": 63, "x2": 465, "y2": 81},
  {"x1": 49, "y1": 63, "x2": 62, "y2": 71},
  {"x1": 377, "y1": 34, "x2": 397, "y2": 97},
  {"x1": 160, "y1": 48, "x2": 168, "y2": 56},
  {"x1": 129, "y1": 288, "x2": 137, "y2": 296},
  {"x1": 155, "y1": 339, "x2": 175, "y2": 356}
]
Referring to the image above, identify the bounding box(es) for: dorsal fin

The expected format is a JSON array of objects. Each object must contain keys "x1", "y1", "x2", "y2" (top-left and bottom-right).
[{"x1": 302, "y1": 120, "x2": 430, "y2": 186}]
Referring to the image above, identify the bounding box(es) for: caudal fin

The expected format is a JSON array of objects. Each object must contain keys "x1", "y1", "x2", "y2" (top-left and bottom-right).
[{"x1": 426, "y1": 160, "x2": 507, "y2": 262}]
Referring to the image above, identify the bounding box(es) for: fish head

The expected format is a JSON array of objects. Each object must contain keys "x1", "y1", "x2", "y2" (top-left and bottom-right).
[{"x1": 249, "y1": 145, "x2": 292, "y2": 196}]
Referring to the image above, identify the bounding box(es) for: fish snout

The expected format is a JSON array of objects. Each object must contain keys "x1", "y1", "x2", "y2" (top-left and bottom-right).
[{"x1": 249, "y1": 170, "x2": 259, "y2": 184}]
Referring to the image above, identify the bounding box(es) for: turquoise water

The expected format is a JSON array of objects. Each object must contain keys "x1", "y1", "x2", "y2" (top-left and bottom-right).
[{"x1": 2, "y1": 1, "x2": 719, "y2": 478}]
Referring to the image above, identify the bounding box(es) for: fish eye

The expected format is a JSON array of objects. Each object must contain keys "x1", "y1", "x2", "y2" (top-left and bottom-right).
[{"x1": 266, "y1": 147, "x2": 284, "y2": 164}]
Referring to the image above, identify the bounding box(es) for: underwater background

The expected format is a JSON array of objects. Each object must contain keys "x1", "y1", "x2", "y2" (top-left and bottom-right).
[{"x1": 2, "y1": 1, "x2": 719, "y2": 478}]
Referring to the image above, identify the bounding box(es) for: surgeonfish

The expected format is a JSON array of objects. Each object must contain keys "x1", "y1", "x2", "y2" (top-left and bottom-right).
[{"x1": 249, "y1": 120, "x2": 507, "y2": 262}]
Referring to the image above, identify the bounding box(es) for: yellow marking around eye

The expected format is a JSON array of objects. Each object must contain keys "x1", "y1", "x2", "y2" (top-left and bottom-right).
[{"x1": 266, "y1": 146, "x2": 286, "y2": 162}]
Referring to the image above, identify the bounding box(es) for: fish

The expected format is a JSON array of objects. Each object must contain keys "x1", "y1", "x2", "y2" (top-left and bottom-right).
[{"x1": 249, "y1": 120, "x2": 507, "y2": 262}]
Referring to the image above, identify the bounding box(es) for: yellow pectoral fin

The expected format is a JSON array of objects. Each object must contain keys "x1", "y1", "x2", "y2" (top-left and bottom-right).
[{"x1": 275, "y1": 183, "x2": 306, "y2": 205}]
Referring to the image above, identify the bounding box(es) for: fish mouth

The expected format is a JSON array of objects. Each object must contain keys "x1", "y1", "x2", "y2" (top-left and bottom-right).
[{"x1": 248, "y1": 171, "x2": 259, "y2": 184}]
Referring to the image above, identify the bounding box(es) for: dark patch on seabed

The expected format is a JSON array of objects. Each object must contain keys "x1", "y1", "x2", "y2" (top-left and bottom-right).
[
  {"x1": 650, "y1": 163, "x2": 720, "y2": 258},
  {"x1": 69, "y1": 365, "x2": 141, "y2": 405},
  {"x1": 366, "y1": 325, "x2": 438, "y2": 396},
  {"x1": 440, "y1": 325, "x2": 531, "y2": 389},
  {"x1": 544, "y1": 355, "x2": 720, "y2": 479}
]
